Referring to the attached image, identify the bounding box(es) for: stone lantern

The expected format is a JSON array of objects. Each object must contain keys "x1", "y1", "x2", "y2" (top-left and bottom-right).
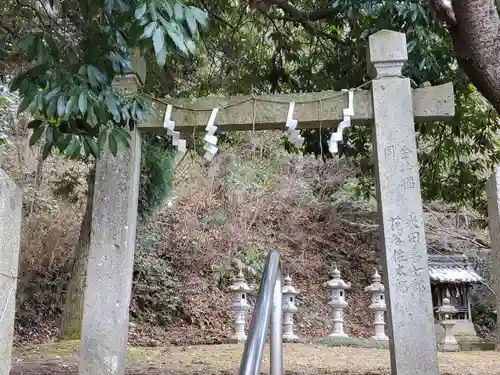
[
  {"x1": 282, "y1": 275, "x2": 300, "y2": 342},
  {"x1": 325, "y1": 266, "x2": 351, "y2": 337},
  {"x1": 364, "y1": 270, "x2": 388, "y2": 341},
  {"x1": 436, "y1": 298, "x2": 460, "y2": 352},
  {"x1": 229, "y1": 269, "x2": 253, "y2": 342}
]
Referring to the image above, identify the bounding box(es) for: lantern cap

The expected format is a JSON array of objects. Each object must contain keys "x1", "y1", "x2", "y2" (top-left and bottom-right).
[
  {"x1": 325, "y1": 266, "x2": 351, "y2": 290},
  {"x1": 282, "y1": 274, "x2": 300, "y2": 295},
  {"x1": 229, "y1": 269, "x2": 253, "y2": 293},
  {"x1": 437, "y1": 298, "x2": 457, "y2": 315},
  {"x1": 365, "y1": 269, "x2": 385, "y2": 292}
]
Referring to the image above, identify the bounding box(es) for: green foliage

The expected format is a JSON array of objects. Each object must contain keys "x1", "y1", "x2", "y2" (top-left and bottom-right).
[
  {"x1": 250, "y1": 0, "x2": 500, "y2": 217},
  {"x1": 316, "y1": 335, "x2": 389, "y2": 349},
  {"x1": 140, "y1": 0, "x2": 500, "y2": 216},
  {"x1": 238, "y1": 247, "x2": 266, "y2": 277},
  {"x1": 0, "y1": 82, "x2": 17, "y2": 150},
  {"x1": 211, "y1": 263, "x2": 233, "y2": 290},
  {"x1": 131, "y1": 221, "x2": 179, "y2": 326},
  {"x1": 471, "y1": 294, "x2": 497, "y2": 339},
  {"x1": 4, "y1": 0, "x2": 207, "y2": 160},
  {"x1": 52, "y1": 168, "x2": 86, "y2": 204},
  {"x1": 304, "y1": 1, "x2": 500, "y2": 217},
  {"x1": 138, "y1": 135, "x2": 174, "y2": 218}
]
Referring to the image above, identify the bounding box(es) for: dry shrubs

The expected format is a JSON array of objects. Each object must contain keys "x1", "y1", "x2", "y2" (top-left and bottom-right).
[
  {"x1": 141, "y1": 132, "x2": 382, "y2": 344},
  {"x1": 12, "y1": 155, "x2": 88, "y2": 345},
  {"x1": 16, "y1": 200, "x2": 82, "y2": 344}
]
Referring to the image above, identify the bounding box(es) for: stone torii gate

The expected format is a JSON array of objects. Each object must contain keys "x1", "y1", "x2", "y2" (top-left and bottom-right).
[{"x1": 78, "y1": 30, "x2": 455, "y2": 375}]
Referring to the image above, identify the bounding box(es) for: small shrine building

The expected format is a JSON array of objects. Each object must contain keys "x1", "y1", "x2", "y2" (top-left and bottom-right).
[{"x1": 428, "y1": 253, "x2": 483, "y2": 341}]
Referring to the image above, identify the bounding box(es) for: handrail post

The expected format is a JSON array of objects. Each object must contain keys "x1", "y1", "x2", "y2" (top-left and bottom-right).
[
  {"x1": 270, "y1": 268, "x2": 283, "y2": 375},
  {"x1": 239, "y1": 251, "x2": 281, "y2": 375}
]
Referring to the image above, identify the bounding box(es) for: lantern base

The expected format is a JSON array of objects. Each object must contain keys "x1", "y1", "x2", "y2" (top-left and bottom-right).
[
  {"x1": 439, "y1": 342, "x2": 460, "y2": 352},
  {"x1": 283, "y1": 333, "x2": 300, "y2": 342},
  {"x1": 230, "y1": 334, "x2": 247, "y2": 344}
]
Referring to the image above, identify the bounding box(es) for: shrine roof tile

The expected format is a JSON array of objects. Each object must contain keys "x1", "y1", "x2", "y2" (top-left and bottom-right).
[{"x1": 428, "y1": 254, "x2": 482, "y2": 283}]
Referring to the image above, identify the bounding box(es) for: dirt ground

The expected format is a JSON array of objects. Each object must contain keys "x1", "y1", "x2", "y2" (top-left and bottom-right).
[{"x1": 10, "y1": 342, "x2": 500, "y2": 375}]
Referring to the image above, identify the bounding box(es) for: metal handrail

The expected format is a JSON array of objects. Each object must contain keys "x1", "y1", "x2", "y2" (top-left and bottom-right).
[{"x1": 239, "y1": 251, "x2": 283, "y2": 375}]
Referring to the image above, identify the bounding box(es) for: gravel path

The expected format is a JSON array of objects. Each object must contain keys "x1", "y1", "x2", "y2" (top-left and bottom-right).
[{"x1": 11, "y1": 343, "x2": 500, "y2": 374}]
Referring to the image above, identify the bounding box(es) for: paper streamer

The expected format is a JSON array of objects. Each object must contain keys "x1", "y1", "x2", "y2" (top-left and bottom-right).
[
  {"x1": 163, "y1": 105, "x2": 187, "y2": 156},
  {"x1": 203, "y1": 108, "x2": 219, "y2": 162},
  {"x1": 328, "y1": 90, "x2": 354, "y2": 154},
  {"x1": 284, "y1": 102, "x2": 304, "y2": 148}
]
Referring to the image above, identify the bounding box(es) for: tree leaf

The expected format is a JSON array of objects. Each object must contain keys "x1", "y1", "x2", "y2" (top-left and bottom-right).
[
  {"x1": 66, "y1": 136, "x2": 78, "y2": 156},
  {"x1": 9, "y1": 73, "x2": 27, "y2": 92},
  {"x1": 142, "y1": 22, "x2": 158, "y2": 39},
  {"x1": 42, "y1": 139, "x2": 53, "y2": 160},
  {"x1": 162, "y1": 1, "x2": 173, "y2": 17},
  {"x1": 97, "y1": 130, "x2": 108, "y2": 155},
  {"x1": 58, "y1": 134, "x2": 72, "y2": 152},
  {"x1": 156, "y1": 47, "x2": 167, "y2": 67},
  {"x1": 28, "y1": 119, "x2": 43, "y2": 129},
  {"x1": 174, "y1": 3, "x2": 184, "y2": 21},
  {"x1": 189, "y1": 6, "x2": 208, "y2": 27},
  {"x1": 104, "y1": 0, "x2": 114, "y2": 12},
  {"x1": 71, "y1": 139, "x2": 82, "y2": 159},
  {"x1": 108, "y1": 131, "x2": 118, "y2": 156},
  {"x1": 18, "y1": 35, "x2": 35, "y2": 55},
  {"x1": 29, "y1": 126, "x2": 45, "y2": 147},
  {"x1": 114, "y1": 126, "x2": 131, "y2": 141},
  {"x1": 84, "y1": 136, "x2": 99, "y2": 157},
  {"x1": 37, "y1": 38, "x2": 48, "y2": 64},
  {"x1": 37, "y1": 92, "x2": 45, "y2": 110},
  {"x1": 82, "y1": 136, "x2": 92, "y2": 156},
  {"x1": 134, "y1": 3, "x2": 147, "y2": 19},
  {"x1": 88, "y1": 65, "x2": 108, "y2": 86},
  {"x1": 47, "y1": 96, "x2": 58, "y2": 117},
  {"x1": 165, "y1": 24, "x2": 188, "y2": 55},
  {"x1": 79, "y1": 92, "x2": 88, "y2": 114},
  {"x1": 87, "y1": 65, "x2": 98, "y2": 87},
  {"x1": 17, "y1": 97, "x2": 30, "y2": 115},
  {"x1": 115, "y1": 30, "x2": 127, "y2": 50},
  {"x1": 45, "y1": 86, "x2": 61, "y2": 101},
  {"x1": 112, "y1": 127, "x2": 130, "y2": 148},
  {"x1": 153, "y1": 26, "x2": 165, "y2": 55},
  {"x1": 65, "y1": 94, "x2": 77, "y2": 115},
  {"x1": 18, "y1": 91, "x2": 37, "y2": 114},
  {"x1": 149, "y1": 2, "x2": 158, "y2": 21},
  {"x1": 185, "y1": 39, "x2": 196, "y2": 55},
  {"x1": 19, "y1": 79, "x2": 30, "y2": 96},
  {"x1": 185, "y1": 9, "x2": 198, "y2": 37},
  {"x1": 45, "y1": 126, "x2": 54, "y2": 143},
  {"x1": 57, "y1": 95, "x2": 67, "y2": 117},
  {"x1": 44, "y1": 34, "x2": 60, "y2": 61},
  {"x1": 105, "y1": 95, "x2": 119, "y2": 119}
]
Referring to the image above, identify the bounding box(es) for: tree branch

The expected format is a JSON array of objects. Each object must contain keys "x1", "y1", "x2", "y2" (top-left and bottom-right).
[
  {"x1": 445, "y1": 0, "x2": 500, "y2": 113},
  {"x1": 255, "y1": 1, "x2": 344, "y2": 43},
  {"x1": 0, "y1": 22, "x2": 14, "y2": 35},
  {"x1": 277, "y1": 2, "x2": 338, "y2": 22},
  {"x1": 429, "y1": 0, "x2": 457, "y2": 26}
]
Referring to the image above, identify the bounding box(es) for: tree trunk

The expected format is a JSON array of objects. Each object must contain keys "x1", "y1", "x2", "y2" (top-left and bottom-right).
[
  {"x1": 59, "y1": 165, "x2": 95, "y2": 340},
  {"x1": 449, "y1": 0, "x2": 500, "y2": 113},
  {"x1": 447, "y1": 0, "x2": 500, "y2": 352}
]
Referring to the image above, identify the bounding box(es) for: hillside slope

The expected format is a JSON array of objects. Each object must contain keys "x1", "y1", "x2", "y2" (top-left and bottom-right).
[{"x1": 1, "y1": 131, "x2": 493, "y2": 346}]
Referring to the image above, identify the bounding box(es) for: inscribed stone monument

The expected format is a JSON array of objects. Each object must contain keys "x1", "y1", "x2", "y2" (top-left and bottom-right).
[
  {"x1": 0, "y1": 169, "x2": 22, "y2": 375},
  {"x1": 79, "y1": 75, "x2": 142, "y2": 375},
  {"x1": 487, "y1": 166, "x2": 500, "y2": 349},
  {"x1": 369, "y1": 30, "x2": 439, "y2": 375}
]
